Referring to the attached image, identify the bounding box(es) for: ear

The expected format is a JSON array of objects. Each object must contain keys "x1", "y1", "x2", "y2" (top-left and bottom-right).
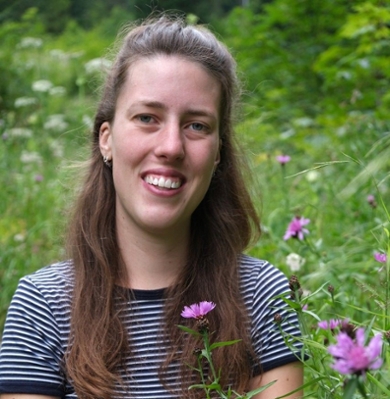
[{"x1": 99, "y1": 121, "x2": 112, "y2": 159}]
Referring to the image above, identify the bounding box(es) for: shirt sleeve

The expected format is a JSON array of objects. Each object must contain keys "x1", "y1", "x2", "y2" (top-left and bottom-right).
[
  {"x1": 0, "y1": 277, "x2": 67, "y2": 396},
  {"x1": 250, "y1": 261, "x2": 304, "y2": 374}
]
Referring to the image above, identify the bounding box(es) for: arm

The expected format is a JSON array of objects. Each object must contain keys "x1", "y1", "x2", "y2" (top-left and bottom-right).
[
  {"x1": 0, "y1": 396, "x2": 60, "y2": 399},
  {"x1": 0, "y1": 277, "x2": 66, "y2": 397},
  {"x1": 248, "y1": 362, "x2": 303, "y2": 399}
]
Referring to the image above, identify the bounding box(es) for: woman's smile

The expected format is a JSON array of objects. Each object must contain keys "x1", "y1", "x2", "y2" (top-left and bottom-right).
[{"x1": 99, "y1": 54, "x2": 221, "y2": 236}]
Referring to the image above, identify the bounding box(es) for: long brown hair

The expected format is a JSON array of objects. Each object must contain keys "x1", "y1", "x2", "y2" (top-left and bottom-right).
[{"x1": 65, "y1": 15, "x2": 261, "y2": 398}]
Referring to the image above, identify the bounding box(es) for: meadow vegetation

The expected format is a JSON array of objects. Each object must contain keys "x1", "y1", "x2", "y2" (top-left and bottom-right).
[{"x1": 0, "y1": 2, "x2": 389, "y2": 397}]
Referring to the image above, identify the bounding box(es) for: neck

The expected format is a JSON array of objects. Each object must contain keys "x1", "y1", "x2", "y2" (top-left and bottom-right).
[{"x1": 116, "y1": 219, "x2": 190, "y2": 290}]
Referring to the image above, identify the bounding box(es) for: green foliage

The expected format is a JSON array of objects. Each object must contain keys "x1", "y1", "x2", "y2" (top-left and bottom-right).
[
  {"x1": 314, "y1": 1, "x2": 390, "y2": 118},
  {"x1": 1, "y1": 1, "x2": 390, "y2": 397},
  {"x1": 0, "y1": 0, "x2": 241, "y2": 31}
]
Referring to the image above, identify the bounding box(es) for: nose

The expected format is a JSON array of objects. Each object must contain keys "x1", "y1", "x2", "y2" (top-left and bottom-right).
[{"x1": 154, "y1": 121, "x2": 185, "y2": 161}]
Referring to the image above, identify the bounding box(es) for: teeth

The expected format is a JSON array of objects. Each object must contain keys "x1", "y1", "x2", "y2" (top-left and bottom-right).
[{"x1": 145, "y1": 175, "x2": 181, "y2": 189}]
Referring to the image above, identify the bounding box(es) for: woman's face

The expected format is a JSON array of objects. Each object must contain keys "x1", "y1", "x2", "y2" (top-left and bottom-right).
[{"x1": 99, "y1": 55, "x2": 221, "y2": 237}]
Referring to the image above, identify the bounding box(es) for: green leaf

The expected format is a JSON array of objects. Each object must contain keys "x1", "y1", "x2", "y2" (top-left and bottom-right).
[
  {"x1": 367, "y1": 373, "x2": 390, "y2": 395},
  {"x1": 188, "y1": 382, "x2": 221, "y2": 390},
  {"x1": 343, "y1": 378, "x2": 358, "y2": 399},
  {"x1": 177, "y1": 324, "x2": 202, "y2": 337},
  {"x1": 280, "y1": 297, "x2": 302, "y2": 311},
  {"x1": 209, "y1": 339, "x2": 242, "y2": 351},
  {"x1": 244, "y1": 380, "x2": 276, "y2": 398}
]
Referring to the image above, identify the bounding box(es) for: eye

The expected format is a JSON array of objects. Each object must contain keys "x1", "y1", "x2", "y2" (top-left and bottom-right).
[
  {"x1": 138, "y1": 114, "x2": 153, "y2": 123},
  {"x1": 190, "y1": 122, "x2": 206, "y2": 131}
]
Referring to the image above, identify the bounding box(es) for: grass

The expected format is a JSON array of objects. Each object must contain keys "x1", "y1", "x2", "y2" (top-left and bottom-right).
[{"x1": 0, "y1": 21, "x2": 389, "y2": 399}]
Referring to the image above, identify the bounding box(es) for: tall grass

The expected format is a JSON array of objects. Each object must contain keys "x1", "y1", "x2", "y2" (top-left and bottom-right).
[{"x1": 0, "y1": 13, "x2": 389, "y2": 399}]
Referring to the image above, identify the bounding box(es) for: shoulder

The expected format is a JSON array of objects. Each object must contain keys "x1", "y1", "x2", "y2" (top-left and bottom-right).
[
  {"x1": 20, "y1": 259, "x2": 74, "y2": 292},
  {"x1": 239, "y1": 254, "x2": 290, "y2": 296},
  {"x1": 12, "y1": 260, "x2": 74, "y2": 317}
]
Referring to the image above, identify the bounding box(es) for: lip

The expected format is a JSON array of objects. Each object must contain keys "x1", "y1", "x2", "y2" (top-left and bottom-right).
[
  {"x1": 142, "y1": 168, "x2": 186, "y2": 181},
  {"x1": 141, "y1": 168, "x2": 186, "y2": 195}
]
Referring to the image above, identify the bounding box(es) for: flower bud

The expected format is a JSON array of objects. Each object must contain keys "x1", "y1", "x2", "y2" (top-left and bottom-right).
[
  {"x1": 196, "y1": 317, "x2": 210, "y2": 333},
  {"x1": 273, "y1": 313, "x2": 283, "y2": 324},
  {"x1": 340, "y1": 320, "x2": 356, "y2": 339},
  {"x1": 289, "y1": 275, "x2": 301, "y2": 291}
]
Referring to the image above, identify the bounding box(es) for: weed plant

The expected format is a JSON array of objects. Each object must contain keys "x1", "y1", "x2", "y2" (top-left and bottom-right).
[{"x1": 0, "y1": 8, "x2": 389, "y2": 399}]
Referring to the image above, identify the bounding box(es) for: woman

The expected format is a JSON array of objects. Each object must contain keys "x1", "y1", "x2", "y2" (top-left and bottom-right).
[{"x1": 0, "y1": 16, "x2": 304, "y2": 399}]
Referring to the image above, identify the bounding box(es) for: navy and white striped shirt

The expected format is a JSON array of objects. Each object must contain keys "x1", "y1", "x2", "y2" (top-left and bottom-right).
[{"x1": 0, "y1": 255, "x2": 303, "y2": 398}]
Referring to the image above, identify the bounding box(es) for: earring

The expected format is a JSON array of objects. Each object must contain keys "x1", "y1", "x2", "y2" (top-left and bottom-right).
[{"x1": 103, "y1": 156, "x2": 112, "y2": 168}]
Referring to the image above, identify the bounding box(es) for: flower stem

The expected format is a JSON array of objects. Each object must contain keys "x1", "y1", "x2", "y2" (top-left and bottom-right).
[{"x1": 197, "y1": 353, "x2": 211, "y2": 399}]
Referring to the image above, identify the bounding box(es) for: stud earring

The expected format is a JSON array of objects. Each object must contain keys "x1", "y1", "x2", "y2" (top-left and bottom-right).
[{"x1": 103, "y1": 156, "x2": 112, "y2": 168}]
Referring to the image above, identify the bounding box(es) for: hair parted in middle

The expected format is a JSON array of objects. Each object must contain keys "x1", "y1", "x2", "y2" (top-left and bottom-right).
[{"x1": 66, "y1": 14, "x2": 262, "y2": 399}]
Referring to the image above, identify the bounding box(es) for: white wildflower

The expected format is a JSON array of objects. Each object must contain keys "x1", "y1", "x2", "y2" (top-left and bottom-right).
[
  {"x1": 306, "y1": 170, "x2": 320, "y2": 182},
  {"x1": 336, "y1": 126, "x2": 347, "y2": 137},
  {"x1": 49, "y1": 86, "x2": 66, "y2": 97},
  {"x1": 286, "y1": 253, "x2": 305, "y2": 272},
  {"x1": 32, "y1": 79, "x2": 53, "y2": 93},
  {"x1": 20, "y1": 151, "x2": 42, "y2": 164},
  {"x1": 293, "y1": 117, "x2": 314, "y2": 128},
  {"x1": 336, "y1": 71, "x2": 352, "y2": 80},
  {"x1": 357, "y1": 59, "x2": 370, "y2": 69},
  {"x1": 82, "y1": 114, "x2": 93, "y2": 129},
  {"x1": 18, "y1": 37, "x2": 43, "y2": 49},
  {"x1": 84, "y1": 57, "x2": 112, "y2": 75},
  {"x1": 14, "y1": 97, "x2": 38, "y2": 108},
  {"x1": 49, "y1": 140, "x2": 64, "y2": 157},
  {"x1": 5, "y1": 127, "x2": 33, "y2": 138},
  {"x1": 280, "y1": 128, "x2": 295, "y2": 139},
  {"x1": 14, "y1": 233, "x2": 25, "y2": 242},
  {"x1": 49, "y1": 49, "x2": 69, "y2": 61},
  {"x1": 44, "y1": 114, "x2": 68, "y2": 132}
]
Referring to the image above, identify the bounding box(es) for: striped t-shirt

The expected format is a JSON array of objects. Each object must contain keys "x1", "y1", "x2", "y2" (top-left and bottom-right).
[{"x1": 0, "y1": 255, "x2": 303, "y2": 398}]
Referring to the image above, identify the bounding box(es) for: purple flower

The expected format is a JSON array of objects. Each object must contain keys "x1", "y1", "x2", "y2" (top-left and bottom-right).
[
  {"x1": 34, "y1": 174, "x2": 44, "y2": 182},
  {"x1": 318, "y1": 319, "x2": 341, "y2": 330},
  {"x1": 374, "y1": 252, "x2": 387, "y2": 263},
  {"x1": 328, "y1": 328, "x2": 383, "y2": 376},
  {"x1": 283, "y1": 216, "x2": 310, "y2": 240},
  {"x1": 181, "y1": 301, "x2": 216, "y2": 319},
  {"x1": 276, "y1": 155, "x2": 291, "y2": 165},
  {"x1": 367, "y1": 194, "x2": 377, "y2": 208}
]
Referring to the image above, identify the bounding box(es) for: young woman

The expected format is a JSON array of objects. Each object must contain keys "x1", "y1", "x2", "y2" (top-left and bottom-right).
[{"x1": 0, "y1": 16, "x2": 304, "y2": 399}]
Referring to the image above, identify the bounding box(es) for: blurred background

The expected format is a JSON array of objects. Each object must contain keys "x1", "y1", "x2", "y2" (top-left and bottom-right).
[{"x1": 1, "y1": 1, "x2": 390, "y2": 396}]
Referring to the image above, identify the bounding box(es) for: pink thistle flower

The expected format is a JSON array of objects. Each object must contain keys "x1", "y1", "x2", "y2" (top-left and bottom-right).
[
  {"x1": 367, "y1": 194, "x2": 377, "y2": 208},
  {"x1": 283, "y1": 216, "x2": 310, "y2": 240},
  {"x1": 276, "y1": 155, "x2": 291, "y2": 165},
  {"x1": 318, "y1": 319, "x2": 341, "y2": 330},
  {"x1": 181, "y1": 301, "x2": 216, "y2": 319},
  {"x1": 374, "y1": 252, "x2": 387, "y2": 263},
  {"x1": 367, "y1": 194, "x2": 375, "y2": 203},
  {"x1": 328, "y1": 328, "x2": 383, "y2": 376}
]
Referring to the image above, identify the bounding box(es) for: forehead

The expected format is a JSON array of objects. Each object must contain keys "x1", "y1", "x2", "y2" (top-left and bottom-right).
[{"x1": 118, "y1": 55, "x2": 222, "y2": 111}]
